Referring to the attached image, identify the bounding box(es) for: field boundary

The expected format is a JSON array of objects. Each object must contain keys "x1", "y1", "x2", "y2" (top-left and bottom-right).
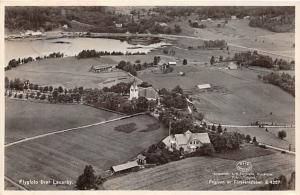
[
  {"x1": 84, "y1": 103, "x2": 127, "y2": 115},
  {"x1": 5, "y1": 176, "x2": 28, "y2": 191},
  {"x1": 5, "y1": 112, "x2": 146, "y2": 148}
]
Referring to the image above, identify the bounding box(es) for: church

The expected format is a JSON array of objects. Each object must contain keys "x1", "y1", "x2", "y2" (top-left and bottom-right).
[{"x1": 129, "y1": 79, "x2": 159, "y2": 101}]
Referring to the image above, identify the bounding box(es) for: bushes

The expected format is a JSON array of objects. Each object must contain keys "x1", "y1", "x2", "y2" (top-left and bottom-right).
[
  {"x1": 76, "y1": 165, "x2": 98, "y2": 190},
  {"x1": 233, "y1": 51, "x2": 274, "y2": 68},
  {"x1": 203, "y1": 40, "x2": 227, "y2": 49},
  {"x1": 245, "y1": 135, "x2": 251, "y2": 143},
  {"x1": 144, "y1": 143, "x2": 181, "y2": 165},
  {"x1": 209, "y1": 132, "x2": 243, "y2": 152},
  {"x1": 186, "y1": 144, "x2": 215, "y2": 157},
  {"x1": 116, "y1": 61, "x2": 142, "y2": 76},
  {"x1": 278, "y1": 130, "x2": 287, "y2": 139},
  {"x1": 159, "y1": 86, "x2": 187, "y2": 109}
]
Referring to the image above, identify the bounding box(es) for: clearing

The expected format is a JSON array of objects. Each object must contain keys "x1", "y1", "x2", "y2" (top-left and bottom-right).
[{"x1": 5, "y1": 98, "x2": 122, "y2": 144}]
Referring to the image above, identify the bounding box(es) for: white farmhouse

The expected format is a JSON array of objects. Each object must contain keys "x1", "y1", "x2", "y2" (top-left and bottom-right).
[{"x1": 162, "y1": 130, "x2": 211, "y2": 153}]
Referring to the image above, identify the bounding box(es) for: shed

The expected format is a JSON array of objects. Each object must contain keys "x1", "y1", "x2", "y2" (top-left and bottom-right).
[
  {"x1": 136, "y1": 154, "x2": 147, "y2": 165},
  {"x1": 168, "y1": 61, "x2": 177, "y2": 66},
  {"x1": 231, "y1": 16, "x2": 237, "y2": 20},
  {"x1": 227, "y1": 62, "x2": 238, "y2": 70},
  {"x1": 115, "y1": 23, "x2": 123, "y2": 28},
  {"x1": 178, "y1": 71, "x2": 185, "y2": 76},
  {"x1": 197, "y1": 84, "x2": 211, "y2": 90},
  {"x1": 111, "y1": 161, "x2": 139, "y2": 173}
]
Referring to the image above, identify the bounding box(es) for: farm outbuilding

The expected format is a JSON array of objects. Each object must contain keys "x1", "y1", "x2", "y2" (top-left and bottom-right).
[
  {"x1": 227, "y1": 62, "x2": 238, "y2": 70},
  {"x1": 136, "y1": 154, "x2": 147, "y2": 165},
  {"x1": 111, "y1": 161, "x2": 139, "y2": 174},
  {"x1": 168, "y1": 61, "x2": 177, "y2": 66},
  {"x1": 178, "y1": 71, "x2": 185, "y2": 76},
  {"x1": 197, "y1": 84, "x2": 211, "y2": 90}
]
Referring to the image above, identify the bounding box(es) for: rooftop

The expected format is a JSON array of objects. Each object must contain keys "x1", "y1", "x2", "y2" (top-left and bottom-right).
[{"x1": 111, "y1": 161, "x2": 139, "y2": 172}]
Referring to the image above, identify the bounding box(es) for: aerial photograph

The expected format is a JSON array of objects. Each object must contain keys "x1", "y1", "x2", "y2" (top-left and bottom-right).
[{"x1": 4, "y1": 6, "x2": 295, "y2": 190}]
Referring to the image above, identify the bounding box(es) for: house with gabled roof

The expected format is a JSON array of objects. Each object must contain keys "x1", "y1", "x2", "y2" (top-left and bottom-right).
[{"x1": 162, "y1": 130, "x2": 211, "y2": 153}]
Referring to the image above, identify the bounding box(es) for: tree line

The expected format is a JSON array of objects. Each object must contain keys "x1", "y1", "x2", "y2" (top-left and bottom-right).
[
  {"x1": 233, "y1": 50, "x2": 294, "y2": 70},
  {"x1": 260, "y1": 72, "x2": 295, "y2": 96},
  {"x1": 5, "y1": 76, "x2": 154, "y2": 114},
  {"x1": 5, "y1": 52, "x2": 64, "y2": 71},
  {"x1": 249, "y1": 14, "x2": 295, "y2": 32},
  {"x1": 203, "y1": 40, "x2": 227, "y2": 49},
  {"x1": 76, "y1": 49, "x2": 146, "y2": 59},
  {"x1": 153, "y1": 6, "x2": 294, "y2": 20}
]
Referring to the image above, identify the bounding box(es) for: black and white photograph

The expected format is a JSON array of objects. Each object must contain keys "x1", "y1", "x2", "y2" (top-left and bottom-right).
[{"x1": 2, "y1": 3, "x2": 297, "y2": 191}]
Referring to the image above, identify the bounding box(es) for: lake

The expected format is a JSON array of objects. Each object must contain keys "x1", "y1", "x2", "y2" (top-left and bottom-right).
[{"x1": 5, "y1": 37, "x2": 168, "y2": 66}]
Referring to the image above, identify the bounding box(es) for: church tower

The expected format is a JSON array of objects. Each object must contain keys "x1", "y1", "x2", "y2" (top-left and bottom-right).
[{"x1": 129, "y1": 79, "x2": 139, "y2": 100}]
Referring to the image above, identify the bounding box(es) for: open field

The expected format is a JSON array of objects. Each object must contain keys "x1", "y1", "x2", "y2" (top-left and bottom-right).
[
  {"x1": 213, "y1": 143, "x2": 275, "y2": 161},
  {"x1": 140, "y1": 65, "x2": 294, "y2": 125},
  {"x1": 226, "y1": 127, "x2": 295, "y2": 151},
  {"x1": 5, "y1": 180, "x2": 22, "y2": 190},
  {"x1": 103, "y1": 152, "x2": 295, "y2": 190},
  {"x1": 5, "y1": 56, "x2": 132, "y2": 89},
  {"x1": 192, "y1": 19, "x2": 294, "y2": 60},
  {"x1": 164, "y1": 18, "x2": 294, "y2": 61},
  {"x1": 5, "y1": 114, "x2": 168, "y2": 190},
  {"x1": 5, "y1": 98, "x2": 122, "y2": 144}
]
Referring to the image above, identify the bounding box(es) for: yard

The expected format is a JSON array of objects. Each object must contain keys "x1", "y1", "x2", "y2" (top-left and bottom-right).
[
  {"x1": 5, "y1": 98, "x2": 122, "y2": 144},
  {"x1": 5, "y1": 114, "x2": 168, "y2": 190},
  {"x1": 103, "y1": 151, "x2": 295, "y2": 190}
]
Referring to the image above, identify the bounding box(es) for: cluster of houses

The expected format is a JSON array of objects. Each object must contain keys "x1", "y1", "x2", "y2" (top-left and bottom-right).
[{"x1": 6, "y1": 30, "x2": 45, "y2": 39}]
